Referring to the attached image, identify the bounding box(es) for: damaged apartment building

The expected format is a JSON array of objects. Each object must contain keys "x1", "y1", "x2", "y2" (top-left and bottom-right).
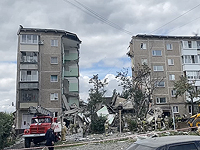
[
  {"x1": 128, "y1": 34, "x2": 200, "y2": 117},
  {"x1": 15, "y1": 26, "x2": 81, "y2": 131}
]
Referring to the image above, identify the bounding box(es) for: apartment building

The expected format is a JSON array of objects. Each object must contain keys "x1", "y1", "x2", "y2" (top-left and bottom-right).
[
  {"x1": 16, "y1": 26, "x2": 81, "y2": 130},
  {"x1": 128, "y1": 34, "x2": 200, "y2": 117}
]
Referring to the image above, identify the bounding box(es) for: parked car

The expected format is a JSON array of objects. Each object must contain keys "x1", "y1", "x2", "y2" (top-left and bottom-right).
[{"x1": 127, "y1": 135, "x2": 200, "y2": 150}]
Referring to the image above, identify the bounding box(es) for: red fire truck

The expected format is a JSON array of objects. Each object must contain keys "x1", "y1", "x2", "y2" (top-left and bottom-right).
[{"x1": 23, "y1": 107, "x2": 61, "y2": 148}]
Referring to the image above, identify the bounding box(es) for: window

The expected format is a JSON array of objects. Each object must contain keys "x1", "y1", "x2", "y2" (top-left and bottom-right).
[
  {"x1": 197, "y1": 41, "x2": 200, "y2": 49},
  {"x1": 169, "y1": 74, "x2": 175, "y2": 80},
  {"x1": 140, "y1": 43, "x2": 146, "y2": 49},
  {"x1": 156, "y1": 97, "x2": 166, "y2": 104},
  {"x1": 169, "y1": 143, "x2": 197, "y2": 150},
  {"x1": 21, "y1": 34, "x2": 38, "y2": 44},
  {"x1": 191, "y1": 55, "x2": 199, "y2": 63},
  {"x1": 186, "y1": 71, "x2": 200, "y2": 80},
  {"x1": 172, "y1": 106, "x2": 179, "y2": 113},
  {"x1": 51, "y1": 39, "x2": 58, "y2": 46},
  {"x1": 184, "y1": 55, "x2": 192, "y2": 63},
  {"x1": 50, "y1": 93, "x2": 58, "y2": 100},
  {"x1": 166, "y1": 43, "x2": 173, "y2": 50},
  {"x1": 21, "y1": 52, "x2": 38, "y2": 63},
  {"x1": 141, "y1": 58, "x2": 148, "y2": 65},
  {"x1": 171, "y1": 90, "x2": 176, "y2": 97},
  {"x1": 188, "y1": 105, "x2": 192, "y2": 114},
  {"x1": 152, "y1": 50, "x2": 162, "y2": 56},
  {"x1": 51, "y1": 57, "x2": 58, "y2": 64},
  {"x1": 153, "y1": 66, "x2": 164, "y2": 71},
  {"x1": 51, "y1": 75, "x2": 58, "y2": 82},
  {"x1": 20, "y1": 90, "x2": 38, "y2": 102},
  {"x1": 188, "y1": 41, "x2": 192, "y2": 48},
  {"x1": 155, "y1": 81, "x2": 165, "y2": 87},
  {"x1": 183, "y1": 55, "x2": 200, "y2": 64},
  {"x1": 168, "y1": 59, "x2": 174, "y2": 65},
  {"x1": 20, "y1": 70, "x2": 38, "y2": 81}
]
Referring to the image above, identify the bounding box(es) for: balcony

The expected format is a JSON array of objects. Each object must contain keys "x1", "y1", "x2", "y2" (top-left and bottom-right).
[
  {"x1": 182, "y1": 64, "x2": 200, "y2": 71},
  {"x1": 20, "y1": 82, "x2": 39, "y2": 89}
]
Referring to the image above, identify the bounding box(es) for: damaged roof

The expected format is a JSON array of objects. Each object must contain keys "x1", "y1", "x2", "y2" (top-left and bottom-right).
[{"x1": 17, "y1": 25, "x2": 81, "y2": 43}]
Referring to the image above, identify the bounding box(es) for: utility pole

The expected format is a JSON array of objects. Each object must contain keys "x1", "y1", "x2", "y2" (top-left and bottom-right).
[{"x1": 118, "y1": 102, "x2": 123, "y2": 134}]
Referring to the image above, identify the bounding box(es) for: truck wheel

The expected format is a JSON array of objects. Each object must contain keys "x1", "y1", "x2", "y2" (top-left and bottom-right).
[
  {"x1": 25, "y1": 137, "x2": 31, "y2": 148},
  {"x1": 192, "y1": 118, "x2": 200, "y2": 127}
]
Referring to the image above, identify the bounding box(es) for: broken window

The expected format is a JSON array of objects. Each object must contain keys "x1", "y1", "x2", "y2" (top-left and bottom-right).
[
  {"x1": 197, "y1": 41, "x2": 200, "y2": 50},
  {"x1": 140, "y1": 43, "x2": 146, "y2": 49},
  {"x1": 172, "y1": 106, "x2": 179, "y2": 113},
  {"x1": 171, "y1": 90, "x2": 176, "y2": 97},
  {"x1": 21, "y1": 52, "x2": 38, "y2": 63},
  {"x1": 50, "y1": 93, "x2": 58, "y2": 100},
  {"x1": 190, "y1": 55, "x2": 199, "y2": 63},
  {"x1": 141, "y1": 58, "x2": 148, "y2": 65},
  {"x1": 188, "y1": 105, "x2": 192, "y2": 114},
  {"x1": 20, "y1": 90, "x2": 38, "y2": 102},
  {"x1": 188, "y1": 41, "x2": 192, "y2": 48}
]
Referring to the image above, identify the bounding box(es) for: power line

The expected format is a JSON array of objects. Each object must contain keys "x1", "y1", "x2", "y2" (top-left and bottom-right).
[
  {"x1": 168, "y1": 16, "x2": 200, "y2": 34},
  {"x1": 63, "y1": 0, "x2": 133, "y2": 35},
  {"x1": 150, "y1": 3, "x2": 200, "y2": 34},
  {"x1": 63, "y1": 0, "x2": 132, "y2": 77},
  {"x1": 73, "y1": 0, "x2": 133, "y2": 35}
]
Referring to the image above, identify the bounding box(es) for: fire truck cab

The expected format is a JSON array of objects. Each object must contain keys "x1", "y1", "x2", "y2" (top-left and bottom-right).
[{"x1": 23, "y1": 107, "x2": 61, "y2": 148}]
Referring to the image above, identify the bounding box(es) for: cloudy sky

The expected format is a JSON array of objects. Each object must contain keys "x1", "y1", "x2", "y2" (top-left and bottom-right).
[{"x1": 1, "y1": 0, "x2": 200, "y2": 113}]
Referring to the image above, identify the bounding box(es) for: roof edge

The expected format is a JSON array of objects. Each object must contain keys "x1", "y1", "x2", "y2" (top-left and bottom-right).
[
  {"x1": 133, "y1": 34, "x2": 200, "y2": 39},
  {"x1": 17, "y1": 25, "x2": 81, "y2": 42}
]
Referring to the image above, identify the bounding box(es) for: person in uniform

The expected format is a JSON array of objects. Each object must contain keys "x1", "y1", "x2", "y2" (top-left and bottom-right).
[
  {"x1": 164, "y1": 116, "x2": 169, "y2": 130},
  {"x1": 157, "y1": 116, "x2": 162, "y2": 130},
  {"x1": 45, "y1": 124, "x2": 55, "y2": 150},
  {"x1": 61, "y1": 122, "x2": 67, "y2": 141},
  {"x1": 137, "y1": 118, "x2": 142, "y2": 132}
]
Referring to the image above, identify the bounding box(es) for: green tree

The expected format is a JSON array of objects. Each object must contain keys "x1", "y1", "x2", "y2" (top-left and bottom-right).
[
  {"x1": 173, "y1": 76, "x2": 200, "y2": 115},
  {"x1": 0, "y1": 112, "x2": 13, "y2": 149},
  {"x1": 116, "y1": 65, "x2": 163, "y2": 118},
  {"x1": 87, "y1": 74, "x2": 108, "y2": 116},
  {"x1": 90, "y1": 115, "x2": 107, "y2": 134},
  {"x1": 87, "y1": 74, "x2": 108, "y2": 133}
]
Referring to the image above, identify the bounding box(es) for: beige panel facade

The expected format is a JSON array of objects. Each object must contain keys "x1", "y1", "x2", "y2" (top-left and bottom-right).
[
  {"x1": 129, "y1": 35, "x2": 196, "y2": 117},
  {"x1": 20, "y1": 44, "x2": 39, "y2": 52},
  {"x1": 16, "y1": 26, "x2": 81, "y2": 130},
  {"x1": 20, "y1": 103, "x2": 38, "y2": 109}
]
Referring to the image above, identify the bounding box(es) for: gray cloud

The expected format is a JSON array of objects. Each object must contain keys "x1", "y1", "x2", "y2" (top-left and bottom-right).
[{"x1": 1, "y1": 0, "x2": 200, "y2": 112}]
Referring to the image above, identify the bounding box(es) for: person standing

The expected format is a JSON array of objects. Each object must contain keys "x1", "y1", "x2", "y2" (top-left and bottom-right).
[
  {"x1": 61, "y1": 122, "x2": 67, "y2": 141},
  {"x1": 45, "y1": 124, "x2": 55, "y2": 150}
]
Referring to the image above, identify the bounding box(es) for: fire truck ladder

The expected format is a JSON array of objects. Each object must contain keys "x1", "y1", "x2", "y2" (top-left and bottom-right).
[{"x1": 28, "y1": 106, "x2": 53, "y2": 116}]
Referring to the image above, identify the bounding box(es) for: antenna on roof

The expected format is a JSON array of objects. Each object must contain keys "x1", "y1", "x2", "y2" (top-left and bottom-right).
[
  {"x1": 19, "y1": 25, "x2": 23, "y2": 29},
  {"x1": 192, "y1": 29, "x2": 199, "y2": 37}
]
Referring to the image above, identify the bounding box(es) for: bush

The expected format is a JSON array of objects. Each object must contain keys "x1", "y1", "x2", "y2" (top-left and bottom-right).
[
  {"x1": 127, "y1": 119, "x2": 137, "y2": 131},
  {"x1": 0, "y1": 112, "x2": 13, "y2": 149},
  {"x1": 90, "y1": 115, "x2": 107, "y2": 134}
]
